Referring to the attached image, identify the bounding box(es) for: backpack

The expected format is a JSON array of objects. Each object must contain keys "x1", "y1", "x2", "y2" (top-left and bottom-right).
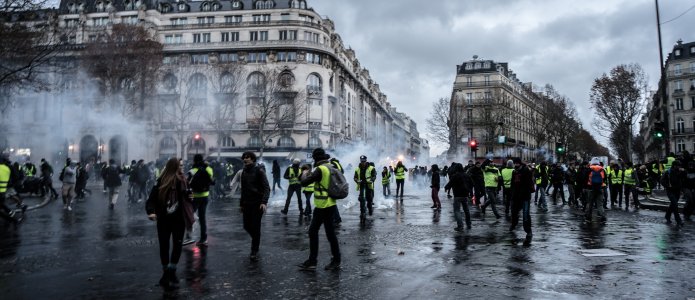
[
  {"x1": 189, "y1": 167, "x2": 213, "y2": 193},
  {"x1": 322, "y1": 163, "x2": 349, "y2": 200},
  {"x1": 590, "y1": 169, "x2": 603, "y2": 186}
]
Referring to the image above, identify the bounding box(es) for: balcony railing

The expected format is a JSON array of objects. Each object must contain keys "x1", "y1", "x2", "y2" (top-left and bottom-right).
[
  {"x1": 160, "y1": 20, "x2": 329, "y2": 34},
  {"x1": 672, "y1": 128, "x2": 695, "y2": 135},
  {"x1": 162, "y1": 39, "x2": 332, "y2": 52},
  {"x1": 667, "y1": 69, "x2": 695, "y2": 77}
]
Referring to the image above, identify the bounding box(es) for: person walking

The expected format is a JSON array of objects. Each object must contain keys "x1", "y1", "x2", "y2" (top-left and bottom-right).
[
  {"x1": 623, "y1": 162, "x2": 638, "y2": 210},
  {"x1": 584, "y1": 158, "x2": 607, "y2": 223},
  {"x1": 103, "y1": 159, "x2": 123, "y2": 209},
  {"x1": 282, "y1": 159, "x2": 303, "y2": 215},
  {"x1": 663, "y1": 160, "x2": 686, "y2": 226},
  {"x1": 301, "y1": 164, "x2": 314, "y2": 217},
  {"x1": 187, "y1": 154, "x2": 214, "y2": 246},
  {"x1": 298, "y1": 148, "x2": 341, "y2": 271},
  {"x1": 1, "y1": 153, "x2": 21, "y2": 224},
  {"x1": 60, "y1": 159, "x2": 77, "y2": 211},
  {"x1": 354, "y1": 155, "x2": 376, "y2": 222},
  {"x1": 509, "y1": 158, "x2": 534, "y2": 245},
  {"x1": 39, "y1": 158, "x2": 58, "y2": 199},
  {"x1": 394, "y1": 161, "x2": 406, "y2": 200},
  {"x1": 565, "y1": 162, "x2": 578, "y2": 207},
  {"x1": 501, "y1": 160, "x2": 514, "y2": 220},
  {"x1": 239, "y1": 151, "x2": 270, "y2": 261},
  {"x1": 430, "y1": 164, "x2": 441, "y2": 210},
  {"x1": 146, "y1": 158, "x2": 195, "y2": 290},
  {"x1": 445, "y1": 163, "x2": 473, "y2": 231},
  {"x1": 271, "y1": 160, "x2": 283, "y2": 195},
  {"x1": 683, "y1": 160, "x2": 695, "y2": 221},
  {"x1": 608, "y1": 161, "x2": 623, "y2": 208},
  {"x1": 381, "y1": 166, "x2": 391, "y2": 197},
  {"x1": 480, "y1": 160, "x2": 502, "y2": 219},
  {"x1": 534, "y1": 161, "x2": 549, "y2": 211},
  {"x1": 550, "y1": 163, "x2": 565, "y2": 205}
]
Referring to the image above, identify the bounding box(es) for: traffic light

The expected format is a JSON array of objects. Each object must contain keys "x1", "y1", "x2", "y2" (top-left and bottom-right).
[
  {"x1": 469, "y1": 139, "x2": 478, "y2": 152},
  {"x1": 194, "y1": 133, "x2": 201, "y2": 141},
  {"x1": 555, "y1": 142, "x2": 565, "y2": 155},
  {"x1": 653, "y1": 121, "x2": 665, "y2": 139}
]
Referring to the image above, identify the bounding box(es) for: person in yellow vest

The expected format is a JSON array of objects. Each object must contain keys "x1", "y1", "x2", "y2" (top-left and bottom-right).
[
  {"x1": 298, "y1": 148, "x2": 341, "y2": 271},
  {"x1": 185, "y1": 154, "x2": 214, "y2": 246},
  {"x1": 608, "y1": 161, "x2": 623, "y2": 208},
  {"x1": 534, "y1": 161, "x2": 549, "y2": 211},
  {"x1": 354, "y1": 155, "x2": 376, "y2": 222},
  {"x1": 501, "y1": 160, "x2": 514, "y2": 220},
  {"x1": 282, "y1": 158, "x2": 304, "y2": 215},
  {"x1": 23, "y1": 160, "x2": 37, "y2": 177},
  {"x1": 394, "y1": 161, "x2": 407, "y2": 200},
  {"x1": 481, "y1": 159, "x2": 502, "y2": 219},
  {"x1": 664, "y1": 153, "x2": 676, "y2": 172},
  {"x1": 301, "y1": 164, "x2": 314, "y2": 217},
  {"x1": 1, "y1": 153, "x2": 21, "y2": 224},
  {"x1": 622, "y1": 162, "x2": 638, "y2": 210},
  {"x1": 381, "y1": 166, "x2": 391, "y2": 197}
]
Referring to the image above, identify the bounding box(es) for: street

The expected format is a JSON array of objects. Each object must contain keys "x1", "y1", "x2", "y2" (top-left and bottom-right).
[{"x1": 1, "y1": 181, "x2": 695, "y2": 299}]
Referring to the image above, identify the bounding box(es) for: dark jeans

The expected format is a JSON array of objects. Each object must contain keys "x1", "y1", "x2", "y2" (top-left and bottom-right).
[
  {"x1": 503, "y1": 187, "x2": 512, "y2": 217},
  {"x1": 396, "y1": 179, "x2": 404, "y2": 197},
  {"x1": 610, "y1": 184, "x2": 623, "y2": 206},
  {"x1": 431, "y1": 187, "x2": 441, "y2": 208},
  {"x1": 272, "y1": 177, "x2": 282, "y2": 194},
  {"x1": 624, "y1": 185, "x2": 638, "y2": 208},
  {"x1": 551, "y1": 184, "x2": 565, "y2": 204},
  {"x1": 383, "y1": 183, "x2": 390, "y2": 197},
  {"x1": 156, "y1": 213, "x2": 186, "y2": 266},
  {"x1": 242, "y1": 203, "x2": 264, "y2": 253},
  {"x1": 453, "y1": 196, "x2": 471, "y2": 228},
  {"x1": 665, "y1": 190, "x2": 683, "y2": 224},
  {"x1": 284, "y1": 184, "x2": 303, "y2": 213},
  {"x1": 193, "y1": 197, "x2": 209, "y2": 242},
  {"x1": 684, "y1": 189, "x2": 694, "y2": 220},
  {"x1": 308, "y1": 206, "x2": 340, "y2": 262},
  {"x1": 357, "y1": 185, "x2": 374, "y2": 215},
  {"x1": 510, "y1": 199, "x2": 531, "y2": 234},
  {"x1": 42, "y1": 174, "x2": 58, "y2": 198},
  {"x1": 303, "y1": 192, "x2": 313, "y2": 215},
  {"x1": 481, "y1": 187, "x2": 501, "y2": 217},
  {"x1": 585, "y1": 188, "x2": 606, "y2": 220}
]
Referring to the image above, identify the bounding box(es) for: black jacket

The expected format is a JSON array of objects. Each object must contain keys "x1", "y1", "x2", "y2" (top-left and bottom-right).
[
  {"x1": 431, "y1": 170, "x2": 440, "y2": 189},
  {"x1": 240, "y1": 164, "x2": 270, "y2": 206},
  {"x1": 444, "y1": 171, "x2": 473, "y2": 197},
  {"x1": 511, "y1": 165, "x2": 534, "y2": 201}
]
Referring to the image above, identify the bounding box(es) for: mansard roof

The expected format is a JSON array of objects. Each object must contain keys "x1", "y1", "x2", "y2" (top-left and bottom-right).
[{"x1": 57, "y1": 0, "x2": 312, "y2": 14}]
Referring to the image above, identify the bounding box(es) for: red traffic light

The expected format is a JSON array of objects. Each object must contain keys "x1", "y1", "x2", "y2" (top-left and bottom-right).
[
  {"x1": 469, "y1": 140, "x2": 477, "y2": 147},
  {"x1": 194, "y1": 133, "x2": 201, "y2": 140}
]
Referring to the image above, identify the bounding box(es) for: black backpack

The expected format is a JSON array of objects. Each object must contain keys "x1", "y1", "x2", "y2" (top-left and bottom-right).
[{"x1": 189, "y1": 167, "x2": 213, "y2": 193}]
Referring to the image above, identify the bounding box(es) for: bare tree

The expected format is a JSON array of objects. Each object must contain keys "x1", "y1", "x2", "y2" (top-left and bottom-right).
[
  {"x1": 426, "y1": 97, "x2": 454, "y2": 146},
  {"x1": 245, "y1": 66, "x2": 307, "y2": 158},
  {"x1": 159, "y1": 66, "x2": 204, "y2": 159},
  {"x1": 82, "y1": 24, "x2": 162, "y2": 118},
  {"x1": 208, "y1": 61, "x2": 246, "y2": 159},
  {"x1": 590, "y1": 64, "x2": 648, "y2": 160}
]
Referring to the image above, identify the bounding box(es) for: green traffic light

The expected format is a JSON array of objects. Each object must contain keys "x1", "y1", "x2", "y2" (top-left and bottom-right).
[{"x1": 655, "y1": 132, "x2": 663, "y2": 138}]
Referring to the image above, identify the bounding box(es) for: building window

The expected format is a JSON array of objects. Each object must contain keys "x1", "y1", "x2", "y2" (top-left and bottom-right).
[
  {"x1": 279, "y1": 30, "x2": 297, "y2": 40},
  {"x1": 676, "y1": 139, "x2": 685, "y2": 152},
  {"x1": 192, "y1": 33, "x2": 211, "y2": 43},
  {"x1": 252, "y1": 14, "x2": 270, "y2": 23},
  {"x1": 121, "y1": 16, "x2": 138, "y2": 24},
  {"x1": 691, "y1": 79, "x2": 695, "y2": 90},
  {"x1": 305, "y1": 52, "x2": 321, "y2": 64},
  {"x1": 231, "y1": 0, "x2": 242, "y2": 9},
  {"x1": 259, "y1": 31, "x2": 268, "y2": 41},
  {"x1": 466, "y1": 76, "x2": 472, "y2": 86},
  {"x1": 483, "y1": 61, "x2": 490, "y2": 68},
  {"x1": 255, "y1": 0, "x2": 274, "y2": 9},
  {"x1": 299, "y1": 14, "x2": 314, "y2": 23},
  {"x1": 278, "y1": 72, "x2": 295, "y2": 87},
  {"x1": 674, "y1": 64, "x2": 682, "y2": 75},
  {"x1": 170, "y1": 18, "x2": 187, "y2": 26},
  {"x1": 221, "y1": 136, "x2": 235, "y2": 147},
  {"x1": 466, "y1": 108, "x2": 473, "y2": 119},
  {"x1": 676, "y1": 98, "x2": 683, "y2": 110},
  {"x1": 465, "y1": 63, "x2": 472, "y2": 70},
  {"x1": 484, "y1": 91, "x2": 491, "y2": 101},
  {"x1": 277, "y1": 51, "x2": 297, "y2": 62},
  {"x1": 248, "y1": 136, "x2": 262, "y2": 148},
  {"x1": 281, "y1": 13, "x2": 290, "y2": 20},
  {"x1": 677, "y1": 118, "x2": 685, "y2": 133},
  {"x1": 65, "y1": 18, "x2": 78, "y2": 27},
  {"x1": 187, "y1": 73, "x2": 208, "y2": 98},
  {"x1": 219, "y1": 53, "x2": 238, "y2": 63},
  {"x1": 163, "y1": 34, "x2": 182, "y2": 44},
  {"x1": 465, "y1": 93, "x2": 472, "y2": 104},
  {"x1": 277, "y1": 136, "x2": 295, "y2": 147},
  {"x1": 225, "y1": 15, "x2": 242, "y2": 23},
  {"x1": 250, "y1": 31, "x2": 258, "y2": 41},
  {"x1": 93, "y1": 17, "x2": 109, "y2": 26},
  {"x1": 691, "y1": 97, "x2": 695, "y2": 109},
  {"x1": 197, "y1": 16, "x2": 214, "y2": 24},
  {"x1": 162, "y1": 73, "x2": 177, "y2": 90},
  {"x1": 484, "y1": 75, "x2": 490, "y2": 85},
  {"x1": 308, "y1": 136, "x2": 322, "y2": 148},
  {"x1": 675, "y1": 80, "x2": 683, "y2": 91},
  {"x1": 304, "y1": 31, "x2": 319, "y2": 43},
  {"x1": 162, "y1": 56, "x2": 175, "y2": 65},
  {"x1": 191, "y1": 54, "x2": 209, "y2": 65},
  {"x1": 160, "y1": 136, "x2": 177, "y2": 149},
  {"x1": 221, "y1": 32, "x2": 239, "y2": 42},
  {"x1": 307, "y1": 73, "x2": 321, "y2": 96},
  {"x1": 674, "y1": 49, "x2": 681, "y2": 56},
  {"x1": 247, "y1": 52, "x2": 267, "y2": 63},
  {"x1": 691, "y1": 62, "x2": 695, "y2": 73}
]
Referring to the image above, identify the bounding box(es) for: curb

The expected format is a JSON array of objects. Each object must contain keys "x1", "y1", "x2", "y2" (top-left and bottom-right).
[{"x1": 26, "y1": 195, "x2": 54, "y2": 211}]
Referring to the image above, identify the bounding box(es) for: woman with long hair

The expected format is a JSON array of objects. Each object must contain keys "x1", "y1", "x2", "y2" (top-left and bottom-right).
[{"x1": 146, "y1": 158, "x2": 194, "y2": 290}]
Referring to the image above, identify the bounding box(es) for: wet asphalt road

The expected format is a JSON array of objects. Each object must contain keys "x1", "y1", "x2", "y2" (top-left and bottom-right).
[{"x1": 1, "y1": 182, "x2": 695, "y2": 300}]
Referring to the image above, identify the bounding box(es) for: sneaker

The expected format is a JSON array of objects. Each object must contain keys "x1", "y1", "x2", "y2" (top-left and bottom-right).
[
  {"x1": 67, "y1": 205, "x2": 72, "y2": 211},
  {"x1": 430, "y1": 205, "x2": 437, "y2": 208},
  {"x1": 324, "y1": 259, "x2": 341, "y2": 271},
  {"x1": 196, "y1": 240, "x2": 208, "y2": 247},
  {"x1": 182, "y1": 239, "x2": 195, "y2": 246},
  {"x1": 298, "y1": 260, "x2": 317, "y2": 271},
  {"x1": 249, "y1": 252, "x2": 259, "y2": 262},
  {"x1": 280, "y1": 209, "x2": 288, "y2": 215},
  {"x1": 454, "y1": 226, "x2": 463, "y2": 232}
]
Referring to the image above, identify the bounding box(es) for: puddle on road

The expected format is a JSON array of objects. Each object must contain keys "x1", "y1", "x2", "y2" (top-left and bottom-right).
[{"x1": 577, "y1": 249, "x2": 627, "y2": 257}]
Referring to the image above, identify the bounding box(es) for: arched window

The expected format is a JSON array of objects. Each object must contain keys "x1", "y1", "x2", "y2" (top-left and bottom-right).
[
  {"x1": 124, "y1": 0, "x2": 133, "y2": 10},
  {"x1": 247, "y1": 72, "x2": 266, "y2": 96},
  {"x1": 307, "y1": 73, "x2": 321, "y2": 96},
  {"x1": 248, "y1": 136, "x2": 262, "y2": 147},
  {"x1": 231, "y1": 0, "x2": 243, "y2": 9},
  {"x1": 220, "y1": 72, "x2": 235, "y2": 93},
  {"x1": 201, "y1": 2, "x2": 210, "y2": 11},
  {"x1": 119, "y1": 76, "x2": 135, "y2": 93},
  {"x1": 187, "y1": 73, "x2": 208, "y2": 98},
  {"x1": 95, "y1": 1, "x2": 105, "y2": 12},
  {"x1": 308, "y1": 136, "x2": 322, "y2": 148},
  {"x1": 279, "y1": 71, "x2": 295, "y2": 88},
  {"x1": 676, "y1": 117, "x2": 685, "y2": 133},
  {"x1": 162, "y1": 73, "x2": 177, "y2": 91},
  {"x1": 160, "y1": 3, "x2": 170, "y2": 13},
  {"x1": 299, "y1": 0, "x2": 306, "y2": 9},
  {"x1": 160, "y1": 136, "x2": 176, "y2": 149},
  {"x1": 277, "y1": 136, "x2": 295, "y2": 147},
  {"x1": 212, "y1": 2, "x2": 221, "y2": 11},
  {"x1": 221, "y1": 136, "x2": 235, "y2": 147},
  {"x1": 289, "y1": 0, "x2": 299, "y2": 8}
]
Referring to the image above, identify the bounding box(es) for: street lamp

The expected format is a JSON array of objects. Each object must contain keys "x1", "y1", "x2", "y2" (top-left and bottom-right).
[{"x1": 194, "y1": 133, "x2": 201, "y2": 154}]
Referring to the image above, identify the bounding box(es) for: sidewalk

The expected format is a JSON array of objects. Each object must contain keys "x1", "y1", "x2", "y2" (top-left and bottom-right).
[{"x1": 638, "y1": 189, "x2": 686, "y2": 212}]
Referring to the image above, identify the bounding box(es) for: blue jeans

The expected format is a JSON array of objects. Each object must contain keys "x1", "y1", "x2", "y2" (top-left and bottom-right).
[
  {"x1": 665, "y1": 190, "x2": 683, "y2": 224},
  {"x1": 453, "y1": 196, "x2": 471, "y2": 228},
  {"x1": 510, "y1": 199, "x2": 531, "y2": 234}
]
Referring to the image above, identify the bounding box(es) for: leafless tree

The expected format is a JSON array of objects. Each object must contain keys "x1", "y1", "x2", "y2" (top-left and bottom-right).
[
  {"x1": 159, "y1": 66, "x2": 204, "y2": 159},
  {"x1": 590, "y1": 63, "x2": 648, "y2": 159},
  {"x1": 208, "y1": 61, "x2": 246, "y2": 159},
  {"x1": 426, "y1": 97, "x2": 454, "y2": 146},
  {"x1": 245, "y1": 66, "x2": 307, "y2": 158},
  {"x1": 82, "y1": 24, "x2": 162, "y2": 118}
]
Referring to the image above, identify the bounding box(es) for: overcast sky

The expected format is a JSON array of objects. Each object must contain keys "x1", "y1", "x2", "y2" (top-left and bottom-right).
[{"x1": 309, "y1": 0, "x2": 695, "y2": 156}]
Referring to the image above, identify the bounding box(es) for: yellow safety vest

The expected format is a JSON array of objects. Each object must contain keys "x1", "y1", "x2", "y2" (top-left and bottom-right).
[
  {"x1": 483, "y1": 166, "x2": 500, "y2": 188},
  {"x1": 302, "y1": 182, "x2": 314, "y2": 193},
  {"x1": 623, "y1": 168, "x2": 635, "y2": 186},
  {"x1": 354, "y1": 165, "x2": 375, "y2": 190},
  {"x1": 395, "y1": 166, "x2": 406, "y2": 180},
  {"x1": 610, "y1": 169, "x2": 623, "y2": 185},
  {"x1": 0, "y1": 164, "x2": 10, "y2": 193},
  {"x1": 535, "y1": 165, "x2": 548, "y2": 185},
  {"x1": 190, "y1": 166, "x2": 214, "y2": 198},
  {"x1": 288, "y1": 167, "x2": 300, "y2": 185},
  {"x1": 382, "y1": 170, "x2": 391, "y2": 185},
  {"x1": 313, "y1": 164, "x2": 336, "y2": 209},
  {"x1": 501, "y1": 168, "x2": 513, "y2": 188}
]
